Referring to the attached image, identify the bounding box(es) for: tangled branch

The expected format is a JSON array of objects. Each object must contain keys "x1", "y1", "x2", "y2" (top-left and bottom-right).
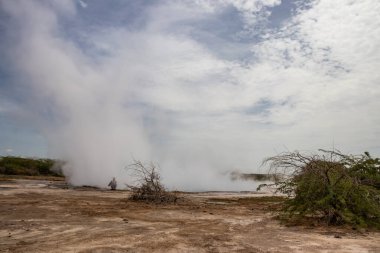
[{"x1": 126, "y1": 160, "x2": 178, "y2": 204}]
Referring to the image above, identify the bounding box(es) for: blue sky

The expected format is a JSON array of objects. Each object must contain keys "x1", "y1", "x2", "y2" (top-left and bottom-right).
[{"x1": 0, "y1": 0, "x2": 379, "y2": 189}]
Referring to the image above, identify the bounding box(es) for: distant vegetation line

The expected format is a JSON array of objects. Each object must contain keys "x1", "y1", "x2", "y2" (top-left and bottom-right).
[{"x1": 0, "y1": 156, "x2": 64, "y2": 177}]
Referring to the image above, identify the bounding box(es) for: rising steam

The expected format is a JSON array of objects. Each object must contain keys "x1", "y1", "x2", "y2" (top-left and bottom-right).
[{"x1": 1, "y1": 0, "x2": 379, "y2": 191}]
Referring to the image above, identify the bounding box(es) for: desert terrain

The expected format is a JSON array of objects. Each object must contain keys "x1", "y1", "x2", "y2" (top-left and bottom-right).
[{"x1": 0, "y1": 179, "x2": 379, "y2": 253}]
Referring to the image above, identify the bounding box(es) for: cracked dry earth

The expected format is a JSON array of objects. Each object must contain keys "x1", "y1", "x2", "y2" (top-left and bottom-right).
[{"x1": 0, "y1": 179, "x2": 379, "y2": 253}]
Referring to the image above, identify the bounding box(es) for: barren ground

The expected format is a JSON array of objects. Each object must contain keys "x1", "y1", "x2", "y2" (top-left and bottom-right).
[{"x1": 0, "y1": 179, "x2": 379, "y2": 253}]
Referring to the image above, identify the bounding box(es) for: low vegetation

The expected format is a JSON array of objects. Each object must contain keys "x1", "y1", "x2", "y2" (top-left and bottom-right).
[
  {"x1": 126, "y1": 160, "x2": 178, "y2": 204},
  {"x1": 0, "y1": 156, "x2": 63, "y2": 177},
  {"x1": 259, "y1": 150, "x2": 380, "y2": 228},
  {"x1": 229, "y1": 171, "x2": 281, "y2": 182}
]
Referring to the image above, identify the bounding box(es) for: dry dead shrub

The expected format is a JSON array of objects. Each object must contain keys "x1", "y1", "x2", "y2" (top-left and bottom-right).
[{"x1": 126, "y1": 160, "x2": 178, "y2": 204}]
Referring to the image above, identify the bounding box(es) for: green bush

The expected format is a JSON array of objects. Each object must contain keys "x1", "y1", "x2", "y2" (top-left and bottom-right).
[
  {"x1": 0, "y1": 156, "x2": 63, "y2": 177},
  {"x1": 260, "y1": 150, "x2": 380, "y2": 228}
]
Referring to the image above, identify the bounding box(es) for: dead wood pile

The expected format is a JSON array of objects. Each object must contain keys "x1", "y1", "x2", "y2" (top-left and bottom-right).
[{"x1": 126, "y1": 160, "x2": 178, "y2": 204}]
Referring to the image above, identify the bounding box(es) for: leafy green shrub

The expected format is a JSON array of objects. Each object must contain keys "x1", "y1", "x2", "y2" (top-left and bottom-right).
[
  {"x1": 259, "y1": 150, "x2": 380, "y2": 228},
  {"x1": 0, "y1": 156, "x2": 63, "y2": 177}
]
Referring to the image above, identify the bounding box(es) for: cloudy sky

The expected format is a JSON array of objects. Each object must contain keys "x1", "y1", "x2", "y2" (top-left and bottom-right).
[{"x1": 0, "y1": 0, "x2": 379, "y2": 190}]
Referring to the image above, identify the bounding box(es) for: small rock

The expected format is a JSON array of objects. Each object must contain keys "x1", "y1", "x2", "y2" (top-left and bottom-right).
[{"x1": 334, "y1": 234, "x2": 342, "y2": 239}]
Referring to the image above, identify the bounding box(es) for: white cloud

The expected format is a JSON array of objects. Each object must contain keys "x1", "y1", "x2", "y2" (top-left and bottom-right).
[
  {"x1": 1, "y1": 0, "x2": 379, "y2": 190},
  {"x1": 78, "y1": 0, "x2": 88, "y2": 8},
  {"x1": 5, "y1": 148, "x2": 13, "y2": 153}
]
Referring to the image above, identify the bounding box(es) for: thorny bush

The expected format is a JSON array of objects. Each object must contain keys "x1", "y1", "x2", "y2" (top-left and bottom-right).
[
  {"x1": 258, "y1": 150, "x2": 380, "y2": 228},
  {"x1": 126, "y1": 160, "x2": 178, "y2": 204}
]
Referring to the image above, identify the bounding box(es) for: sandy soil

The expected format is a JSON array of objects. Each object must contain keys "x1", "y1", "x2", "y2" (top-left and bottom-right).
[{"x1": 0, "y1": 179, "x2": 379, "y2": 253}]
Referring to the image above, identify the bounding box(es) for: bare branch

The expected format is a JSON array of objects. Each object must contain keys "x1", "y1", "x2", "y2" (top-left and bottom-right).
[{"x1": 125, "y1": 159, "x2": 178, "y2": 204}]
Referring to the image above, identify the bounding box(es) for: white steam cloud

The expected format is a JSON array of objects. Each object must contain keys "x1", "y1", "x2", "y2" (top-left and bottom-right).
[{"x1": 1, "y1": 0, "x2": 379, "y2": 191}]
